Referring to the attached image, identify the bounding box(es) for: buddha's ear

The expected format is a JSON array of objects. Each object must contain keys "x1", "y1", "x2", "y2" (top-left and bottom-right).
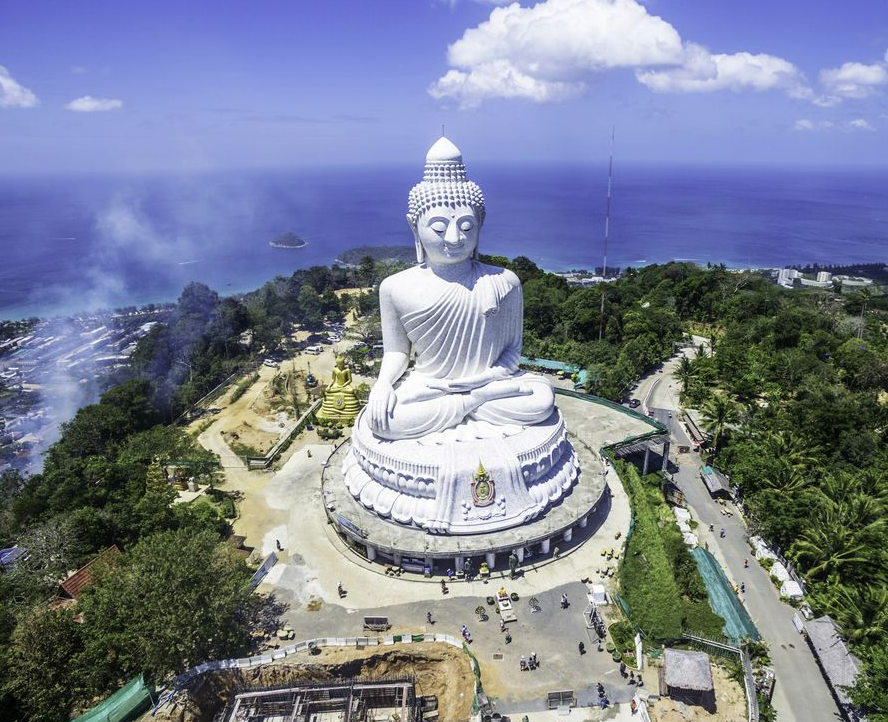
[{"x1": 407, "y1": 214, "x2": 424, "y2": 264}]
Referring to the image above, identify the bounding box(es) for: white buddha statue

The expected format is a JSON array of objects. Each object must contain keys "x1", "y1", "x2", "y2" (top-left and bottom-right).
[
  {"x1": 342, "y1": 137, "x2": 578, "y2": 534},
  {"x1": 367, "y1": 136, "x2": 554, "y2": 440}
]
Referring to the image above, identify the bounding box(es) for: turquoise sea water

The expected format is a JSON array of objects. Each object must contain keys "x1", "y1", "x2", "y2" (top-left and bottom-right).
[{"x1": 1, "y1": 164, "x2": 886, "y2": 319}]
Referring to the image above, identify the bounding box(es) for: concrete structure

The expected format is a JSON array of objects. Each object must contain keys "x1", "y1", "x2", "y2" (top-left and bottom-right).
[
  {"x1": 342, "y1": 138, "x2": 578, "y2": 537},
  {"x1": 777, "y1": 268, "x2": 802, "y2": 288},
  {"x1": 817, "y1": 271, "x2": 833, "y2": 283},
  {"x1": 326, "y1": 392, "x2": 664, "y2": 573},
  {"x1": 217, "y1": 678, "x2": 420, "y2": 722}
]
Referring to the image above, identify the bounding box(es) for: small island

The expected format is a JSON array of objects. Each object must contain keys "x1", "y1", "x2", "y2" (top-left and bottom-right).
[{"x1": 269, "y1": 232, "x2": 307, "y2": 249}]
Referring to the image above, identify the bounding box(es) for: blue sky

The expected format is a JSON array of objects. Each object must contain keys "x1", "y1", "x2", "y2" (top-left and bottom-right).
[{"x1": 1, "y1": 0, "x2": 886, "y2": 172}]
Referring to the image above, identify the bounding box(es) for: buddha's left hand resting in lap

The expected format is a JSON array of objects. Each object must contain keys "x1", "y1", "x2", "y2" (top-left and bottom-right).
[{"x1": 366, "y1": 138, "x2": 554, "y2": 440}]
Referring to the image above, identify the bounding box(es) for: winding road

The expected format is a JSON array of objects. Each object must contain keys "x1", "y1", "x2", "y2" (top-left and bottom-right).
[{"x1": 631, "y1": 341, "x2": 841, "y2": 722}]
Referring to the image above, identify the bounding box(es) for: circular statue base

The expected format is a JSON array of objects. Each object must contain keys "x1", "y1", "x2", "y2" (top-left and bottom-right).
[
  {"x1": 342, "y1": 407, "x2": 578, "y2": 535},
  {"x1": 322, "y1": 401, "x2": 610, "y2": 572}
]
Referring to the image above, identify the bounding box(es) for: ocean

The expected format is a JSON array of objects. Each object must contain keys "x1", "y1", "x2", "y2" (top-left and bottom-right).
[{"x1": 1, "y1": 164, "x2": 886, "y2": 320}]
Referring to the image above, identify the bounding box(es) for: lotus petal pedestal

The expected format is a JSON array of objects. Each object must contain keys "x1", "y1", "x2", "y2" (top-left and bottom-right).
[{"x1": 342, "y1": 407, "x2": 579, "y2": 535}]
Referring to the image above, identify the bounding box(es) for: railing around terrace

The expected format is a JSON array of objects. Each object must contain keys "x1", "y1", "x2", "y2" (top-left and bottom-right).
[{"x1": 173, "y1": 361, "x2": 262, "y2": 426}]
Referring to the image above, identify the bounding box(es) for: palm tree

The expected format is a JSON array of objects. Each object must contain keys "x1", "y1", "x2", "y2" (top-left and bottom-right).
[
  {"x1": 757, "y1": 459, "x2": 810, "y2": 494},
  {"x1": 790, "y1": 502, "x2": 885, "y2": 584},
  {"x1": 699, "y1": 395, "x2": 741, "y2": 457},
  {"x1": 675, "y1": 356, "x2": 697, "y2": 401},
  {"x1": 760, "y1": 430, "x2": 822, "y2": 472},
  {"x1": 815, "y1": 585, "x2": 888, "y2": 646},
  {"x1": 854, "y1": 287, "x2": 872, "y2": 340}
]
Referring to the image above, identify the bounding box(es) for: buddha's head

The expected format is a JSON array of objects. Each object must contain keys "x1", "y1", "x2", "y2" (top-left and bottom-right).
[
  {"x1": 407, "y1": 137, "x2": 486, "y2": 266},
  {"x1": 335, "y1": 355, "x2": 346, "y2": 369}
]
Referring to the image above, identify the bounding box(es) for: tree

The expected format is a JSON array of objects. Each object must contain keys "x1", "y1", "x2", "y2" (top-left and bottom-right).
[
  {"x1": 817, "y1": 586, "x2": 888, "y2": 646},
  {"x1": 699, "y1": 395, "x2": 741, "y2": 457},
  {"x1": 297, "y1": 284, "x2": 325, "y2": 330},
  {"x1": 675, "y1": 355, "x2": 697, "y2": 400},
  {"x1": 851, "y1": 646, "x2": 888, "y2": 720},
  {"x1": 78, "y1": 528, "x2": 253, "y2": 688},
  {"x1": 358, "y1": 255, "x2": 376, "y2": 285},
  {"x1": 145, "y1": 457, "x2": 168, "y2": 494},
  {"x1": 3, "y1": 605, "x2": 85, "y2": 721}
]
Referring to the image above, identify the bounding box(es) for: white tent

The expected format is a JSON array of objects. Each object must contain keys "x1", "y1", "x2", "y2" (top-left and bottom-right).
[
  {"x1": 673, "y1": 507, "x2": 692, "y2": 523},
  {"x1": 590, "y1": 584, "x2": 608, "y2": 605},
  {"x1": 770, "y1": 562, "x2": 791, "y2": 583},
  {"x1": 781, "y1": 580, "x2": 803, "y2": 600}
]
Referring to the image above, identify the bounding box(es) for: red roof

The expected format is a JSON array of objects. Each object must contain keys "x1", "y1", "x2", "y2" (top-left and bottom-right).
[{"x1": 59, "y1": 545, "x2": 121, "y2": 599}]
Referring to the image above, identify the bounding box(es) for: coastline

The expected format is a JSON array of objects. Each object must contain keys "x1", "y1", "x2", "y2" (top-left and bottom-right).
[{"x1": 4, "y1": 256, "x2": 883, "y2": 324}]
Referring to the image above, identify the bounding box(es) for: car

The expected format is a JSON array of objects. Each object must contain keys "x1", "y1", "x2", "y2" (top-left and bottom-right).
[{"x1": 629, "y1": 399, "x2": 641, "y2": 408}]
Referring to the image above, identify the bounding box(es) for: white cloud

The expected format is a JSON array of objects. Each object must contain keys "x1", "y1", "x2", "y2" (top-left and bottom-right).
[
  {"x1": 430, "y1": 0, "x2": 810, "y2": 107},
  {"x1": 848, "y1": 118, "x2": 875, "y2": 131},
  {"x1": 0, "y1": 65, "x2": 39, "y2": 108},
  {"x1": 71, "y1": 65, "x2": 88, "y2": 75},
  {"x1": 792, "y1": 118, "x2": 875, "y2": 132},
  {"x1": 431, "y1": 60, "x2": 584, "y2": 107},
  {"x1": 637, "y1": 45, "x2": 807, "y2": 95},
  {"x1": 819, "y1": 61, "x2": 888, "y2": 99},
  {"x1": 65, "y1": 95, "x2": 123, "y2": 112}
]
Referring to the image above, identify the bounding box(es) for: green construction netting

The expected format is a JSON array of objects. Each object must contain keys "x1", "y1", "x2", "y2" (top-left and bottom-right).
[
  {"x1": 691, "y1": 547, "x2": 760, "y2": 644},
  {"x1": 73, "y1": 675, "x2": 153, "y2": 722}
]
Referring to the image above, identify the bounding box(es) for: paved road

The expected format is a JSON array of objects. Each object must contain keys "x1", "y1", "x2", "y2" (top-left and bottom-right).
[{"x1": 631, "y1": 344, "x2": 841, "y2": 722}]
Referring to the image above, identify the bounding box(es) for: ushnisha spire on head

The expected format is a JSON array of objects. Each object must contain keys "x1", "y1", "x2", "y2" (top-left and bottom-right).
[{"x1": 407, "y1": 136, "x2": 486, "y2": 237}]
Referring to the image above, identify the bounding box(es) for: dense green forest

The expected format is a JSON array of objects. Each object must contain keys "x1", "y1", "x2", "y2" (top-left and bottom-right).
[{"x1": 0, "y1": 255, "x2": 885, "y2": 719}]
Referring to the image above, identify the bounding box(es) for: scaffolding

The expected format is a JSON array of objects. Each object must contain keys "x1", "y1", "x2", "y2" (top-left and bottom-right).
[{"x1": 216, "y1": 677, "x2": 421, "y2": 722}]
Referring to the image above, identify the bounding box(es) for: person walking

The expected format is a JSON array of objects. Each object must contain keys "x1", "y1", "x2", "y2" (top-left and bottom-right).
[
  {"x1": 578, "y1": 641, "x2": 585, "y2": 655},
  {"x1": 427, "y1": 611, "x2": 434, "y2": 625}
]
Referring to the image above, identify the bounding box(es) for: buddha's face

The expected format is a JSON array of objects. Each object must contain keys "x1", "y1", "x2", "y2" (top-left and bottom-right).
[{"x1": 414, "y1": 204, "x2": 479, "y2": 266}]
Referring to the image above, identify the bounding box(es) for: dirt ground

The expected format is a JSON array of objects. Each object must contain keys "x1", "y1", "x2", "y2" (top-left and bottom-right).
[
  {"x1": 648, "y1": 663, "x2": 746, "y2": 722},
  {"x1": 150, "y1": 643, "x2": 476, "y2": 722}
]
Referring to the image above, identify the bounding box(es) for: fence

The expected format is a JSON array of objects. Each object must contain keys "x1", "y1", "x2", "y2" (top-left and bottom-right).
[
  {"x1": 248, "y1": 552, "x2": 278, "y2": 590},
  {"x1": 245, "y1": 399, "x2": 322, "y2": 469},
  {"x1": 681, "y1": 633, "x2": 758, "y2": 722},
  {"x1": 173, "y1": 361, "x2": 261, "y2": 426}
]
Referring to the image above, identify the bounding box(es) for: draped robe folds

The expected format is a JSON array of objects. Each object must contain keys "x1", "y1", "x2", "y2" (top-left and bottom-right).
[{"x1": 378, "y1": 262, "x2": 554, "y2": 439}]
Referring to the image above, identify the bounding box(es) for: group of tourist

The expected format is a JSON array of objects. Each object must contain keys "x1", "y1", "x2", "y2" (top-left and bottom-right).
[{"x1": 519, "y1": 652, "x2": 539, "y2": 671}]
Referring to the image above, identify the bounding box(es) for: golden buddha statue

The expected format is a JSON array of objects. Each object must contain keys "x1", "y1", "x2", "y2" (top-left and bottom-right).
[{"x1": 318, "y1": 356, "x2": 362, "y2": 422}]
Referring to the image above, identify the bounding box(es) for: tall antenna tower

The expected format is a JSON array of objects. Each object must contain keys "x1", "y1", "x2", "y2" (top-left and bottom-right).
[{"x1": 598, "y1": 127, "x2": 615, "y2": 341}]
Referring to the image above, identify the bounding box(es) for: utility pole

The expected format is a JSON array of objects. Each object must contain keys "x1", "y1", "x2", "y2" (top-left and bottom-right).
[{"x1": 598, "y1": 127, "x2": 615, "y2": 342}]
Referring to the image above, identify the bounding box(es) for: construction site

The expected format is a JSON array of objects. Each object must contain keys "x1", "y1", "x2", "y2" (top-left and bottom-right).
[{"x1": 216, "y1": 678, "x2": 426, "y2": 722}]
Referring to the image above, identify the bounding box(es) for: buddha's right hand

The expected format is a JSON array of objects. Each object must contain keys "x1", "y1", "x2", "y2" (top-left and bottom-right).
[{"x1": 368, "y1": 381, "x2": 397, "y2": 430}]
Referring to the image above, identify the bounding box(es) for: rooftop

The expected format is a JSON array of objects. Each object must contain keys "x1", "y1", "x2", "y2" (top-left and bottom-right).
[
  {"x1": 806, "y1": 615, "x2": 863, "y2": 706},
  {"x1": 60, "y1": 545, "x2": 121, "y2": 599},
  {"x1": 664, "y1": 648, "x2": 714, "y2": 692}
]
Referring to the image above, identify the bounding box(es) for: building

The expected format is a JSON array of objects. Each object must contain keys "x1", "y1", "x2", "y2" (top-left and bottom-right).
[
  {"x1": 700, "y1": 465, "x2": 731, "y2": 499},
  {"x1": 805, "y1": 616, "x2": 864, "y2": 721},
  {"x1": 59, "y1": 545, "x2": 122, "y2": 599},
  {"x1": 660, "y1": 648, "x2": 716, "y2": 712},
  {"x1": 777, "y1": 268, "x2": 802, "y2": 288}
]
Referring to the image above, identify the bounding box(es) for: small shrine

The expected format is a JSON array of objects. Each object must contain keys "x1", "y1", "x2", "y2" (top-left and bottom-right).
[{"x1": 317, "y1": 356, "x2": 362, "y2": 422}]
